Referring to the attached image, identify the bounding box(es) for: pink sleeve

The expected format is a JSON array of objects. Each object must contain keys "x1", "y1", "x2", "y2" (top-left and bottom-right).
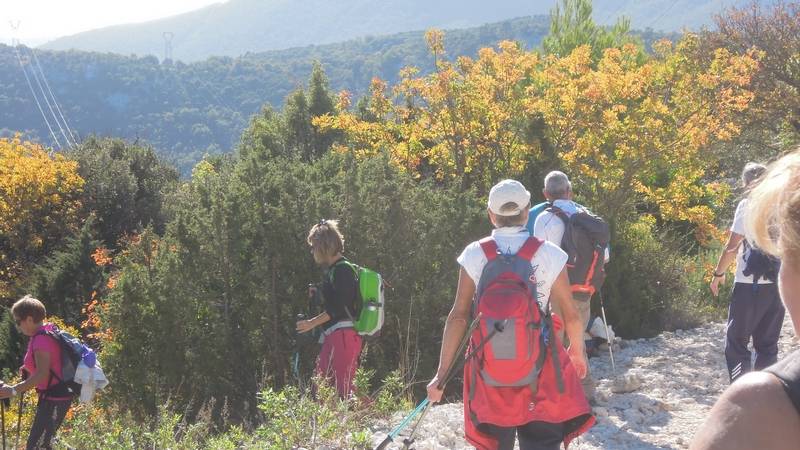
[{"x1": 30, "y1": 335, "x2": 58, "y2": 355}]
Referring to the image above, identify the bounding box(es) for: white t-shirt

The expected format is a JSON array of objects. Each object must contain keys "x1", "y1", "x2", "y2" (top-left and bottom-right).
[
  {"x1": 533, "y1": 199, "x2": 610, "y2": 262},
  {"x1": 731, "y1": 198, "x2": 772, "y2": 284},
  {"x1": 457, "y1": 226, "x2": 568, "y2": 308},
  {"x1": 532, "y1": 199, "x2": 576, "y2": 246}
]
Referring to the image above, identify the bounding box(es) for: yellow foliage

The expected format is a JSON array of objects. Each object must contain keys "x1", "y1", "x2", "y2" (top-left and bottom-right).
[
  {"x1": 316, "y1": 30, "x2": 758, "y2": 239},
  {"x1": 0, "y1": 136, "x2": 84, "y2": 299}
]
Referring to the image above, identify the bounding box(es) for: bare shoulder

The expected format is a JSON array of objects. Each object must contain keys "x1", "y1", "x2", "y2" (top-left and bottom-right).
[{"x1": 691, "y1": 371, "x2": 800, "y2": 450}]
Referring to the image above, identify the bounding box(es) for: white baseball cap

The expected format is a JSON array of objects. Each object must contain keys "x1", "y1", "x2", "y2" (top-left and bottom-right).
[{"x1": 488, "y1": 179, "x2": 531, "y2": 216}]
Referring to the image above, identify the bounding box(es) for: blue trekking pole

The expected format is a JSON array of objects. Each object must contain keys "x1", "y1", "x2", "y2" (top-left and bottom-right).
[
  {"x1": 398, "y1": 319, "x2": 507, "y2": 449},
  {"x1": 374, "y1": 315, "x2": 504, "y2": 450}
]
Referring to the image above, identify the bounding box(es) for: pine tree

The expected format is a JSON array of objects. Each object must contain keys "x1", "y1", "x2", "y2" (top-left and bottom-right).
[{"x1": 542, "y1": 0, "x2": 637, "y2": 62}]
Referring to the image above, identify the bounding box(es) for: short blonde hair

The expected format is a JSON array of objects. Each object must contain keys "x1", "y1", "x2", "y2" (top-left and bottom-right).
[
  {"x1": 746, "y1": 149, "x2": 800, "y2": 262},
  {"x1": 11, "y1": 295, "x2": 47, "y2": 323},
  {"x1": 307, "y1": 219, "x2": 345, "y2": 257}
]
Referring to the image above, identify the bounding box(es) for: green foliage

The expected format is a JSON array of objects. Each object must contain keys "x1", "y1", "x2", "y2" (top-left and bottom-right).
[
  {"x1": 602, "y1": 216, "x2": 725, "y2": 337},
  {"x1": 543, "y1": 0, "x2": 641, "y2": 62},
  {"x1": 59, "y1": 404, "x2": 251, "y2": 450},
  {"x1": 27, "y1": 219, "x2": 106, "y2": 327},
  {"x1": 255, "y1": 373, "x2": 406, "y2": 450},
  {"x1": 0, "y1": 309, "x2": 25, "y2": 376},
  {"x1": 0, "y1": 17, "x2": 557, "y2": 173},
  {"x1": 68, "y1": 137, "x2": 179, "y2": 248}
]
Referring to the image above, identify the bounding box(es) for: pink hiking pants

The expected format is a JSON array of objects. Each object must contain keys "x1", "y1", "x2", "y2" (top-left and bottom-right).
[{"x1": 316, "y1": 327, "x2": 362, "y2": 398}]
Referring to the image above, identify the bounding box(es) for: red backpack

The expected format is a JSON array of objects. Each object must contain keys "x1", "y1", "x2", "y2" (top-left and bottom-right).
[
  {"x1": 467, "y1": 237, "x2": 563, "y2": 406},
  {"x1": 464, "y1": 236, "x2": 595, "y2": 449}
]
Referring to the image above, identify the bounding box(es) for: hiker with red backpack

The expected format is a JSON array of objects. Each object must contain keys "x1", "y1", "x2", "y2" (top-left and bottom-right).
[
  {"x1": 0, "y1": 296, "x2": 71, "y2": 450},
  {"x1": 709, "y1": 162, "x2": 785, "y2": 382},
  {"x1": 532, "y1": 171, "x2": 610, "y2": 400},
  {"x1": 427, "y1": 179, "x2": 594, "y2": 450},
  {"x1": 296, "y1": 219, "x2": 363, "y2": 398}
]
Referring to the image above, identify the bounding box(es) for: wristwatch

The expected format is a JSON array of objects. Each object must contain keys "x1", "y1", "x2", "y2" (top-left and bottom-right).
[{"x1": 713, "y1": 271, "x2": 725, "y2": 278}]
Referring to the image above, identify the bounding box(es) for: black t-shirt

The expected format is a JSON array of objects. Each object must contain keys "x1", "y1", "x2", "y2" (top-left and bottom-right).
[
  {"x1": 321, "y1": 258, "x2": 359, "y2": 330},
  {"x1": 765, "y1": 349, "x2": 800, "y2": 415}
]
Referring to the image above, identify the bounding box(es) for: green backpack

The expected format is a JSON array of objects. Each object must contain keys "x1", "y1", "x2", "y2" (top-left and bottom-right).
[{"x1": 330, "y1": 260, "x2": 385, "y2": 336}]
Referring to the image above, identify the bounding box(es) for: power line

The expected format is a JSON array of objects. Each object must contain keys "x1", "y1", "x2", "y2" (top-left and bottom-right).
[
  {"x1": 11, "y1": 37, "x2": 62, "y2": 151},
  {"x1": 24, "y1": 45, "x2": 74, "y2": 148},
  {"x1": 646, "y1": 0, "x2": 680, "y2": 30},
  {"x1": 29, "y1": 47, "x2": 78, "y2": 146}
]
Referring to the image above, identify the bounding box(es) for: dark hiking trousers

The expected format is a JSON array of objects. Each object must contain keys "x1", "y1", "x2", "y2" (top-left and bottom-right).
[
  {"x1": 725, "y1": 282, "x2": 785, "y2": 382},
  {"x1": 480, "y1": 421, "x2": 565, "y2": 450},
  {"x1": 26, "y1": 397, "x2": 71, "y2": 450}
]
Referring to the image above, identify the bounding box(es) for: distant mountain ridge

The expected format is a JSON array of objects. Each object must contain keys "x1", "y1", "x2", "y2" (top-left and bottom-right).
[
  {"x1": 3, "y1": 16, "x2": 560, "y2": 173},
  {"x1": 41, "y1": 0, "x2": 766, "y2": 61}
]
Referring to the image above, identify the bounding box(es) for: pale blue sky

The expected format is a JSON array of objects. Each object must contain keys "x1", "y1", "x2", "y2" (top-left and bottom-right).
[{"x1": 2, "y1": 0, "x2": 229, "y2": 45}]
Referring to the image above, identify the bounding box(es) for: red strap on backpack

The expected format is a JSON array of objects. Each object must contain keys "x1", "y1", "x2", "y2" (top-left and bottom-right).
[
  {"x1": 517, "y1": 237, "x2": 543, "y2": 261},
  {"x1": 479, "y1": 237, "x2": 543, "y2": 261},
  {"x1": 479, "y1": 237, "x2": 499, "y2": 261}
]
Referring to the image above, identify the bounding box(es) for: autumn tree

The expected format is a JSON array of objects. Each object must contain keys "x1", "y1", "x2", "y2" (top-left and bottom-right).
[
  {"x1": 316, "y1": 30, "x2": 543, "y2": 192},
  {"x1": 0, "y1": 137, "x2": 84, "y2": 301},
  {"x1": 530, "y1": 37, "x2": 759, "y2": 241}
]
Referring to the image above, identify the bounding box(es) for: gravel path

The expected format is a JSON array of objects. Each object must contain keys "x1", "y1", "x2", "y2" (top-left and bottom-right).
[{"x1": 372, "y1": 317, "x2": 797, "y2": 449}]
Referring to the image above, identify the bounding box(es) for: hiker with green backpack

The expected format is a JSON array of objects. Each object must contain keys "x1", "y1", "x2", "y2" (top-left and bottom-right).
[{"x1": 296, "y1": 219, "x2": 384, "y2": 399}]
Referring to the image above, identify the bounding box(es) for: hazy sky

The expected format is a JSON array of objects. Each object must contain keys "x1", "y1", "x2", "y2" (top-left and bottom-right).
[{"x1": 2, "y1": 0, "x2": 229, "y2": 45}]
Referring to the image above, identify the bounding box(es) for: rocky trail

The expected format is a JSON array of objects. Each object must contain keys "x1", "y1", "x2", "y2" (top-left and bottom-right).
[{"x1": 372, "y1": 317, "x2": 797, "y2": 449}]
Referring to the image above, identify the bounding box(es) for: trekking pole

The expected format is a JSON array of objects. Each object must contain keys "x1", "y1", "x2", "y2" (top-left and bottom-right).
[
  {"x1": 598, "y1": 293, "x2": 616, "y2": 374},
  {"x1": 14, "y1": 391, "x2": 23, "y2": 450},
  {"x1": 292, "y1": 314, "x2": 305, "y2": 384},
  {"x1": 374, "y1": 314, "x2": 483, "y2": 450},
  {"x1": 398, "y1": 319, "x2": 507, "y2": 450},
  {"x1": 1, "y1": 394, "x2": 8, "y2": 450}
]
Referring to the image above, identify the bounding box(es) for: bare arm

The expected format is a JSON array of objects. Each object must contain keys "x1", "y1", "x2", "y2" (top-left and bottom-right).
[
  {"x1": 0, "y1": 350, "x2": 51, "y2": 398},
  {"x1": 296, "y1": 311, "x2": 331, "y2": 333},
  {"x1": 550, "y1": 268, "x2": 587, "y2": 378},
  {"x1": 710, "y1": 232, "x2": 744, "y2": 296},
  {"x1": 427, "y1": 267, "x2": 475, "y2": 402},
  {"x1": 691, "y1": 372, "x2": 800, "y2": 450}
]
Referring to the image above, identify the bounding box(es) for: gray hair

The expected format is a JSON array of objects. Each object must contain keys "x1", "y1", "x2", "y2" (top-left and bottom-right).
[
  {"x1": 741, "y1": 162, "x2": 766, "y2": 187},
  {"x1": 543, "y1": 171, "x2": 572, "y2": 199}
]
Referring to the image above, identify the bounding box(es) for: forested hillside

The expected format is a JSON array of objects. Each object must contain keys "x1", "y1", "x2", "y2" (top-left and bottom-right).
[
  {"x1": 41, "y1": 0, "x2": 769, "y2": 61},
  {"x1": 2, "y1": 16, "x2": 555, "y2": 173}
]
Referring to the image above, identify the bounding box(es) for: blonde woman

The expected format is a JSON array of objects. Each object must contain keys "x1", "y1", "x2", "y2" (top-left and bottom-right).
[
  {"x1": 296, "y1": 220, "x2": 362, "y2": 398},
  {"x1": 692, "y1": 150, "x2": 800, "y2": 449}
]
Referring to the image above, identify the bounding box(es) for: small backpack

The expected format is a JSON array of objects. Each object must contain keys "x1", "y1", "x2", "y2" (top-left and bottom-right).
[
  {"x1": 330, "y1": 260, "x2": 385, "y2": 336},
  {"x1": 35, "y1": 325, "x2": 97, "y2": 398},
  {"x1": 742, "y1": 240, "x2": 781, "y2": 283},
  {"x1": 548, "y1": 205, "x2": 610, "y2": 301},
  {"x1": 469, "y1": 237, "x2": 558, "y2": 396}
]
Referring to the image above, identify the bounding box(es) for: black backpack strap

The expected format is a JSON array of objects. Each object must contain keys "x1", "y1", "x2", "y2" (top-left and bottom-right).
[
  {"x1": 328, "y1": 259, "x2": 360, "y2": 321},
  {"x1": 546, "y1": 205, "x2": 570, "y2": 223},
  {"x1": 31, "y1": 329, "x2": 69, "y2": 399}
]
